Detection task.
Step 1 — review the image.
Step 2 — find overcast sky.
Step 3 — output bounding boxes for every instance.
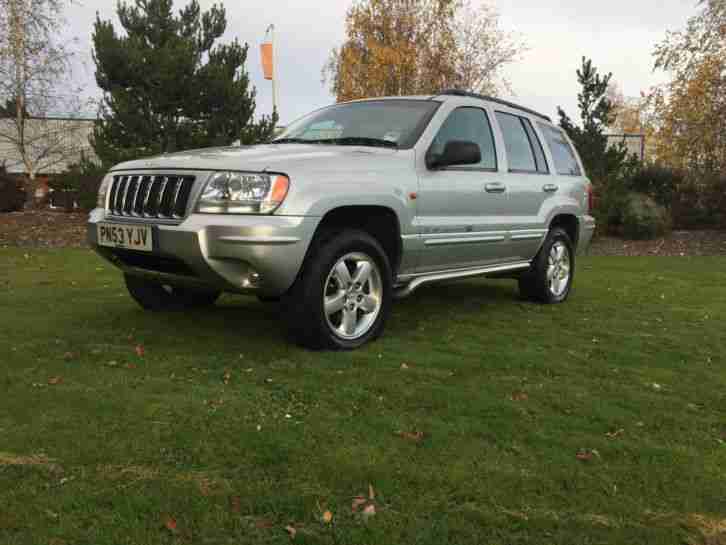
[64,0,698,125]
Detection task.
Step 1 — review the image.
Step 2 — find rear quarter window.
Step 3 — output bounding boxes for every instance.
[538,124,582,176]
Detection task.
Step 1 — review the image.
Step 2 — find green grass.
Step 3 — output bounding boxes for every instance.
[1,248,725,545]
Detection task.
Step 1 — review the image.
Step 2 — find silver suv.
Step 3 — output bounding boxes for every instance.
[88,90,595,349]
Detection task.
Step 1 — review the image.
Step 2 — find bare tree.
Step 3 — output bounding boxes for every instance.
[0,0,87,207]
[451,0,526,95]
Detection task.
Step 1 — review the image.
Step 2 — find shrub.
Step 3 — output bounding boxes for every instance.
[622,192,672,240]
[626,165,683,208]
[48,155,106,211]
[0,166,26,212]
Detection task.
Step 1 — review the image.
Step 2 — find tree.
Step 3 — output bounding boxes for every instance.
[651,0,726,173]
[323,0,524,102]
[557,57,633,185]
[92,0,277,166]
[0,0,87,207]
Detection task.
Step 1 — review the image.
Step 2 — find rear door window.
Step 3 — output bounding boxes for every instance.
[495,112,540,173]
[538,123,583,176]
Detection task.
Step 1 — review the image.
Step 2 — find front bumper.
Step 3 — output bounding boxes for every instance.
[88,209,319,296]
[578,214,596,254]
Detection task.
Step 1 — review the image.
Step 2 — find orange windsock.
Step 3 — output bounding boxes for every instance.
[261,43,273,80]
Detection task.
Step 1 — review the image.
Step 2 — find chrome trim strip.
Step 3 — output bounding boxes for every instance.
[156,176,169,214]
[425,235,505,246]
[172,178,185,217]
[510,231,546,241]
[120,176,132,214]
[394,261,531,298]
[217,235,301,245]
[142,175,155,215]
[129,176,142,215]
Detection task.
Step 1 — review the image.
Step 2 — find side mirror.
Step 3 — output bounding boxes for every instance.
[427,140,481,169]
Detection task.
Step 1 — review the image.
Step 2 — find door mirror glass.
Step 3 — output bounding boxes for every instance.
[428,140,482,169]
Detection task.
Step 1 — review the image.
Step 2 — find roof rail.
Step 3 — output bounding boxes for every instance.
[437,89,552,122]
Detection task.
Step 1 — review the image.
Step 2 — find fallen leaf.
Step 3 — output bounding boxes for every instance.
[368,483,375,500]
[510,391,529,402]
[223,369,231,385]
[400,363,409,370]
[163,516,178,533]
[285,525,297,539]
[351,496,367,513]
[396,430,425,442]
[322,510,333,524]
[576,450,594,461]
[47,376,63,385]
[254,518,274,529]
[135,345,145,357]
[62,352,75,361]
[229,496,241,513]
[605,428,625,439]
[362,504,376,519]
[126,363,137,370]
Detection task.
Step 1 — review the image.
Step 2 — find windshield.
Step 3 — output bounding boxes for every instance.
[273,100,440,149]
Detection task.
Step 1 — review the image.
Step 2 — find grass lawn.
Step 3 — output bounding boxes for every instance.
[1,248,725,544]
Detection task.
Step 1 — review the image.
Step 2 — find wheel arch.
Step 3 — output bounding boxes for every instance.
[307,205,403,275]
[548,213,580,249]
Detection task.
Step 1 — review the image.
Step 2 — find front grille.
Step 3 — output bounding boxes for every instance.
[107,174,195,219]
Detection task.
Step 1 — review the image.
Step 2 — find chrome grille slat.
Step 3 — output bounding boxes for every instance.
[106,173,196,221]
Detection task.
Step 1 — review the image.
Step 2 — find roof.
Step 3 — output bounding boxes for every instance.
[435,89,552,122]
[341,91,552,123]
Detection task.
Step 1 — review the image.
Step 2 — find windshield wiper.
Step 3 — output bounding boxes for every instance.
[315,137,398,149]
[270,137,398,149]
[270,138,310,144]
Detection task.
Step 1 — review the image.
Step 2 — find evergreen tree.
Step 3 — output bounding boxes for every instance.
[92,0,277,166]
[557,57,633,185]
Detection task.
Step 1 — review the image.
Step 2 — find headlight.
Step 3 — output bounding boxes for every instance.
[97,174,113,209]
[197,172,290,214]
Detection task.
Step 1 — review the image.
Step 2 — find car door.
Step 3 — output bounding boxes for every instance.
[415,106,511,273]
[493,111,554,261]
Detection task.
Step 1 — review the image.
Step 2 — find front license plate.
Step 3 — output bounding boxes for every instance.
[97,223,153,252]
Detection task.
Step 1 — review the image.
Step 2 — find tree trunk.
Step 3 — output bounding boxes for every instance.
[24,171,39,209]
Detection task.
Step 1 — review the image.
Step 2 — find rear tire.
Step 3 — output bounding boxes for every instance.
[283,229,392,350]
[124,274,221,311]
[518,227,574,304]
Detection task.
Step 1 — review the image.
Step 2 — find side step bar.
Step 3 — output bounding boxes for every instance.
[394,261,531,299]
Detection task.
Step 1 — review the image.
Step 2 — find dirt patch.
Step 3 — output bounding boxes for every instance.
[589,230,726,257]
[2,211,725,256]
[0,210,88,249]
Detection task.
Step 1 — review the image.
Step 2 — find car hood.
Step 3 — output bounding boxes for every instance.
[110,143,403,174]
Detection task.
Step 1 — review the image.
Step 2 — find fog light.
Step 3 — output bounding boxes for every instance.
[242,271,261,288]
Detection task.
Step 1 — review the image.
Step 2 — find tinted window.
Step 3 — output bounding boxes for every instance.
[495,112,537,172]
[429,107,497,170]
[538,123,583,176]
[522,118,549,173]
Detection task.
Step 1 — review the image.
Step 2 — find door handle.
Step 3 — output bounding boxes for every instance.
[543,184,559,193]
[484,183,506,194]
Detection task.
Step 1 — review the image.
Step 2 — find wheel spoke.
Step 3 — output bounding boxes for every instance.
[352,261,372,285]
[325,292,346,315]
[340,307,357,335]
[359,294,378,313]
[547,265,556,281]
[335,261,352,285]
[556,244,565,262]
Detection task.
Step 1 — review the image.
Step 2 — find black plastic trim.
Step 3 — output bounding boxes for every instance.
[437,89,552,122]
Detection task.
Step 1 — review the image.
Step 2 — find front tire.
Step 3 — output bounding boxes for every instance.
[283,229,392,350]
[519,227,574,303]
[124,274,221,311]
